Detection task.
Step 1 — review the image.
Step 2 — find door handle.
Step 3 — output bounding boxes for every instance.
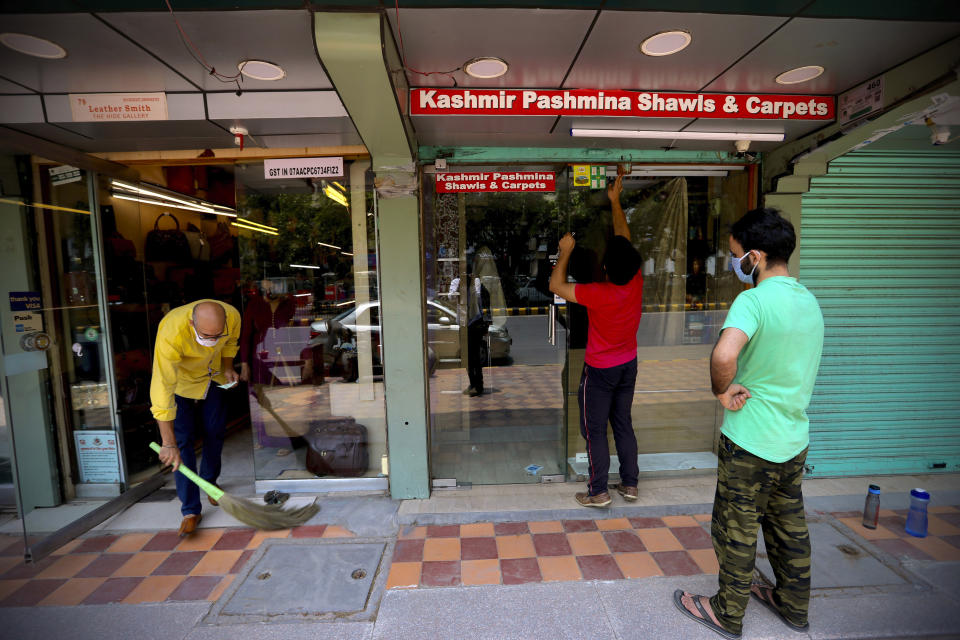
[548,303,556,346]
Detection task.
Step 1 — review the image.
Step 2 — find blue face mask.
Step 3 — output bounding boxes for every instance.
[732,251,758,284]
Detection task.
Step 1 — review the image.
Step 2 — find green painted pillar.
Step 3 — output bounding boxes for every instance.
[314,12,429,498]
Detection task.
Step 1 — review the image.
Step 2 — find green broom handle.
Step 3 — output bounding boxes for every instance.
[149,442,225,501]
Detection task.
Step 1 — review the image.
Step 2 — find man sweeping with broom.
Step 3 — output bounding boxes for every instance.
[151,300,241,537]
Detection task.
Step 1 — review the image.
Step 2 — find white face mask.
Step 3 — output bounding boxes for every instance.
[732,250,758,284]
[192,325,221,348]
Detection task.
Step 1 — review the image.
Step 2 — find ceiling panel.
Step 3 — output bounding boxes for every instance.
[210,116,358,137]
[565,11,786,91]
[0,14,199,93]
[386,8,594,88]
[100,10,331,92]
[704,18,960,94]
[0,76,33,93]
[258,133,365,148]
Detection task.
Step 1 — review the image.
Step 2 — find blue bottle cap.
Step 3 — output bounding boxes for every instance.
[910,488,930,500]
[868,484,881,494]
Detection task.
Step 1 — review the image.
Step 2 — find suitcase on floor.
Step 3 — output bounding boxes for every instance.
[305,417,369,477]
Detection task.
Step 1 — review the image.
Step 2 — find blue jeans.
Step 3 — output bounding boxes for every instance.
[173,386,226,516]
[577,358,640,496]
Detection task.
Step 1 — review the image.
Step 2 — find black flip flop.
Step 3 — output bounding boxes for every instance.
[672,589,741,640]
[750,583,810,632]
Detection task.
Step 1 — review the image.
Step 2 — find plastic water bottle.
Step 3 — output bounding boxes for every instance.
[904,488,930,538]
[862,484,881,529]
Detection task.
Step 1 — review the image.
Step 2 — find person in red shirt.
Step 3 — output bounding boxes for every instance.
[550,174,643,507]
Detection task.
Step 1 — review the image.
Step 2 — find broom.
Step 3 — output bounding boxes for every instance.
[149,442,319,530]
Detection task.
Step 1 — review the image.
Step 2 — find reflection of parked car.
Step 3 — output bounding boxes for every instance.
[516,278,552,306]
[310,300,511,367]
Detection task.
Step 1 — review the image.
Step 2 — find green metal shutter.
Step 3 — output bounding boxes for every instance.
[799,148,960,476]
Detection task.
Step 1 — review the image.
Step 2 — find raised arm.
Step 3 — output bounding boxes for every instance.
[549,233,578,304]
[608,174,629,241]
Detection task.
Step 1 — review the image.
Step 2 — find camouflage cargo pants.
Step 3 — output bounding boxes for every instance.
[709,434,810,634]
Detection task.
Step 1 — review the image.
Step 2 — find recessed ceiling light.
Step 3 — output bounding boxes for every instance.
[775,65,824,85]
[237,60,286,81]
[640,31,691,57]
[0,32,67,59]
[463,57,509,79]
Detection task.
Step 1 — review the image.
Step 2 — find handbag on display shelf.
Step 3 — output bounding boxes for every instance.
[71,382,110,410]
[207,221,234,262]
[144,212,192,264]
[185,223,211,261]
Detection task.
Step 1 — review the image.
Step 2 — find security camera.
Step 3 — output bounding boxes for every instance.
[734,140,751,153]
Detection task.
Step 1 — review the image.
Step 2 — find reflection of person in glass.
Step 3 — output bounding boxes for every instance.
[550,173,644,508]
[238,279,297,456]
[151,300,241,537]
[449,250,493,397]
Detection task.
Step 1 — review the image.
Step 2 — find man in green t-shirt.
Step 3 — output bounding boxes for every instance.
[674,208,824,640]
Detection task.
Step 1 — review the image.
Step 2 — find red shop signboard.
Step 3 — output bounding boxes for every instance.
[435,171,556,193]
[412,88,834,120]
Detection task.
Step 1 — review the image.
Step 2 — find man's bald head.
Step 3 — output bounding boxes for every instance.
[192,301,227,338]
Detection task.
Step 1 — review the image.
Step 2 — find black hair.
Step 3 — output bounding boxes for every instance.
[603,235,642,286]
[729,208,796,265]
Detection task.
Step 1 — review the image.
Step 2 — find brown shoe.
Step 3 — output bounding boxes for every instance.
[208,485,221,507]
[575,491,612,507]
[179,513,202,537]
[617,485,639,501]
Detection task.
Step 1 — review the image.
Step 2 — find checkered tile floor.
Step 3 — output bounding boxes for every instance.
[0,524,354,607]
[386,515,719,589]
[831,505,960,562]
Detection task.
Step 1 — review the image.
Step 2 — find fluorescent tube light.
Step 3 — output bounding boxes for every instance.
[605,165,745,175]
[324,185,348,207]
[110,179,237,217]
[233,219,277,232]
[232,221,278,236]
[317,242,342,250]
[289,264,321,270]
[341,251,354,256]
[336,299,355,307]
[570,129,784,142]
[112,192,216,214]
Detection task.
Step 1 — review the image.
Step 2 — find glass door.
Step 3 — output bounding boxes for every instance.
[424,166,568,485]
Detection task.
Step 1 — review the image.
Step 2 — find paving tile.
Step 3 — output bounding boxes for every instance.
[247,529,291,548]
[635,527,683,552]
[0,580,27,603]
[929,505,960,514]
[926,515,960,537]
[652,550,702,576]
[528,520,563,534]
[386,561,421,589]
[687,549,720,574]
[671,526,713,550]
[500,557,542,585]
[941,535,960,550]
[230,550,254,574]
[207,574,235,601]
[190,550,244,576]
[628,517,666,529]
[38,577,106,606]
[602,530,647,553]
[212,529,256,550]
[420,560,460,587]
[872,538,934,561]
[0,557,22,577]
[393,539,425,563]
[2,556,54,580]
[493,522,529,536]
[114,552,171,578]
[597,518,632,531]
[614,552,663,579]
[838,518,899,540]
[662,515,699,527]
[107,533,154,554]
[82,577,143,605]
[75,552,134,578]
[693,513,713,523]
[0,540,25,557]
[538,556,582,582]
[121,575,184,604]
[830,510,863,519]
[460,537,498,561]
[74,535,118,554]
[460,523,495,538]
[904,536,960,562]
[323,525,355,538]
[398,526,427,540]
[496,534,536,559]
[52,539,84,556]
[562,520,599,533]
[423,538,460,562]
[2,579,67,607]
[877,514,907,532]
[36,554,96,579]
[935,512,960,528]
[461,559,501,586]
[142,531,182,552]
[152,551,206,576]
[167,575,221,601]
[532,533,573,557]
[577,555,624,580]
[290,525,327,539]
[567,531,610,556]
[426,525,460,538]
